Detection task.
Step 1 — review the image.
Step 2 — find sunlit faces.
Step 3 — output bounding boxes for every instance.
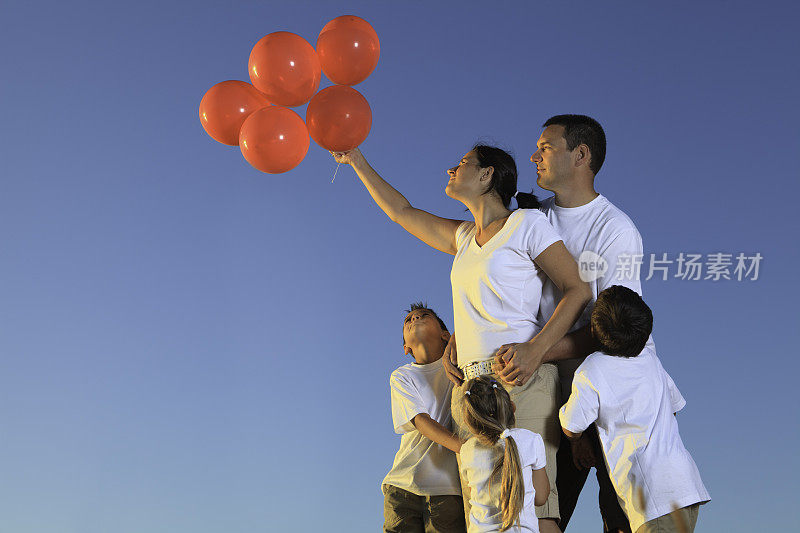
[445,151,492,201]
[530,125,573,191]
[402,309,447,348]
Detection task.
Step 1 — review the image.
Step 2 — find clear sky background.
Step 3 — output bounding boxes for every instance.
[1,1,798,532]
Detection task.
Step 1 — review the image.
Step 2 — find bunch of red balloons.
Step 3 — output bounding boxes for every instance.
[198,15,379,174]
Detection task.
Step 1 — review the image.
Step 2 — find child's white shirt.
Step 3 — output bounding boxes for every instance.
[559,346,710,531]
[382,361,461,496]
[459,428,546,533]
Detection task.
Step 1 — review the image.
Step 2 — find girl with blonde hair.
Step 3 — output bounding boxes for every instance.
[460,376,550,532]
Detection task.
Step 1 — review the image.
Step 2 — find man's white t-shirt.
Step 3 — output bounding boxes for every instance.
[559,346,710,531]
[537,194,653,396]
[451,209,563,366]
[382,361,462,496]
[459,428,546,533]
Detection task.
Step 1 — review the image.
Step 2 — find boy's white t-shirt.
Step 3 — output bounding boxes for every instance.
[382,361,462,496]
[451,209,563,366]
[537,194,653,396]
[559,346,710,531]
[459,428,546,533]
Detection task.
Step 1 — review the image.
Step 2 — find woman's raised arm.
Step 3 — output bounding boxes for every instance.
[333,148,464,255]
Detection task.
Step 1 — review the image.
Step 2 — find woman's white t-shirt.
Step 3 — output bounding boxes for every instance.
[450,209,563,366]
[459,428,547,533]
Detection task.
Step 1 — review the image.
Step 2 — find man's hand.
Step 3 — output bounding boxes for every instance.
[493,340,546,386]
[441,334,463,386]
[570,433,596,470]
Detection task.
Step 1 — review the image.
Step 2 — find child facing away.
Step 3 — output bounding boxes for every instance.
[382,302,466,533]
[459,375,550,533]
[559,285,710,533]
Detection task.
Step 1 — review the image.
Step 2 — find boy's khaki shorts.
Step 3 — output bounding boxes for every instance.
[451,363,561,523]
[382,484,466,533]
[636,503,700,533]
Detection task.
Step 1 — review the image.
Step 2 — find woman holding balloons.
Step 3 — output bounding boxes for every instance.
[332,146,591,533]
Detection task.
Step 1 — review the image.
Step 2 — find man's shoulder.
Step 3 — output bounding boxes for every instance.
[594,195,641,236]
[538,194,639,234]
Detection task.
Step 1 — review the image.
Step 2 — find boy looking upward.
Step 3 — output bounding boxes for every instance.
[382,303,465,533]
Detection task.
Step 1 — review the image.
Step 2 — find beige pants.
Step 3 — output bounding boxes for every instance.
[636,504,700,533]
[451,363,561,522]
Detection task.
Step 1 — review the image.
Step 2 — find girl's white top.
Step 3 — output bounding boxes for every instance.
[459,428,546,533]
[450,209,563,366]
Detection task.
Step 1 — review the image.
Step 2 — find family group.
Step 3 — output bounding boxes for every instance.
[332,115,710,533]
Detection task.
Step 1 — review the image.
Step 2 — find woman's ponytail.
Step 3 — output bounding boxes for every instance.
[515,191,540,209]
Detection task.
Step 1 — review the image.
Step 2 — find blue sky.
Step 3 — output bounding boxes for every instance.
[1,1,798,531]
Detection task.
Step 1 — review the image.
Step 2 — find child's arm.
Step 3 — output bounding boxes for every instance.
[532,467,550,506]
[559,371,600,441]
[412,413,464,454]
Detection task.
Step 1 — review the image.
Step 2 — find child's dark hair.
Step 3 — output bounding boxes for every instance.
[472,144,540,210]
[401,301,448,344]
[591,285,653,358]
[461,376,524,531]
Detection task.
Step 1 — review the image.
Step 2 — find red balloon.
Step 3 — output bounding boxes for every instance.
[248,32,321,107]
[306,85,372,152]
[317,15,380,86]
[199,81,270,146]
[239,106,309,173]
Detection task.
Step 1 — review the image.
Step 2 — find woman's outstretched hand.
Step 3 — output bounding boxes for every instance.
[330,147,364,166]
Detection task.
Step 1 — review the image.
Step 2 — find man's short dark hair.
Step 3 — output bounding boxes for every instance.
[402,301,449,344]
[590,286,653,358]
[542,114,606,176]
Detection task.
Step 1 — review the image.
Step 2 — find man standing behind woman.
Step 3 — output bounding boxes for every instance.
[479,115,655,532]
[332,144,591,533]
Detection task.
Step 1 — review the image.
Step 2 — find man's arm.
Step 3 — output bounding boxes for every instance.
[519,226,645,374]
[411,413,464,454]
[542,324,598,363]
[494,323,598,380]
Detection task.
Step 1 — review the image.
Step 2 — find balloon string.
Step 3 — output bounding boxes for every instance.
[331,162,341,183]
